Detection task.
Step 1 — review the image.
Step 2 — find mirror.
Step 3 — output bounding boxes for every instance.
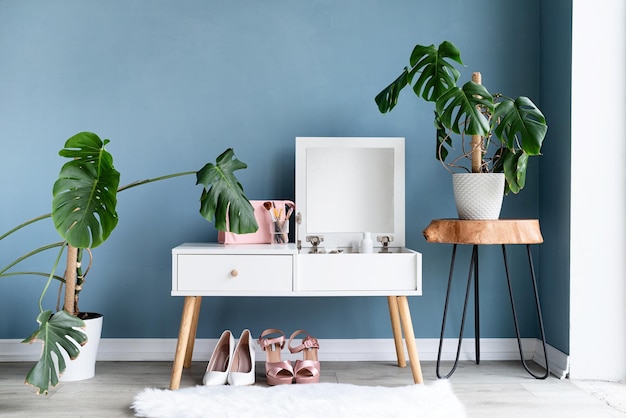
[295,137,405,248]
[306,147,394,232]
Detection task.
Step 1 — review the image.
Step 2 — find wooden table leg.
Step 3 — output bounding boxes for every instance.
[183,297,202,368]
[397,296,424,384]
[387,296,406,368]
[170,296,200,390]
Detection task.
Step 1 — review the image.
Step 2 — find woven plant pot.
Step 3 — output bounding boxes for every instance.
[452,173,505,220]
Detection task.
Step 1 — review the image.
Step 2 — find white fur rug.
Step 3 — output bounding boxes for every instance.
[132,381,466,418]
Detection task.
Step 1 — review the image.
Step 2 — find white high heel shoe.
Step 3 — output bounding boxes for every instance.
[203,330,234,385]
[228,329,256,386]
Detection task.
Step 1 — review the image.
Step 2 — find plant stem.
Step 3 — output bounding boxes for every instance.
[117,171,195,192]
[0,242,65,276]
[0,213,52,241]
[0,272,64,281]
[38,244,66,313]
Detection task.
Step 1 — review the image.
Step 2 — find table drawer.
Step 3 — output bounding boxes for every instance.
[296,249,421,293]
[175,254,293,292]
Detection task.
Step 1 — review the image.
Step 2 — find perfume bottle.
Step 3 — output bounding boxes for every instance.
[359,232,373,253]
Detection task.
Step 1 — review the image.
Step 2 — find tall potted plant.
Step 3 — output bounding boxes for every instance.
[375,41,548,219]
[0,131,258,394]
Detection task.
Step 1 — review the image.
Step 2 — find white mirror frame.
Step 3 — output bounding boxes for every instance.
[295,137,406,249]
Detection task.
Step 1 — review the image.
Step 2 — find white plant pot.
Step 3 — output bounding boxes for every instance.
[452,173,505,220]
[60,313,103,382]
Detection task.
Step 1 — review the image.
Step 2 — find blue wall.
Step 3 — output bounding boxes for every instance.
[1,1,565,344]
[539,1,572,354]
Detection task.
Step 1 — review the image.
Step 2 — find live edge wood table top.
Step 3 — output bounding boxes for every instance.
[422,219,543,245]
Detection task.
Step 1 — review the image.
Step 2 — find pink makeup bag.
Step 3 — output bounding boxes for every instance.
[217,200,295,244]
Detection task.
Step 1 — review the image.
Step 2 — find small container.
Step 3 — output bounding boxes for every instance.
[270,220,289,244]
[359,232,373,253]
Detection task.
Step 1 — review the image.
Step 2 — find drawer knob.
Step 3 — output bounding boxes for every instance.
[230,269,239,277]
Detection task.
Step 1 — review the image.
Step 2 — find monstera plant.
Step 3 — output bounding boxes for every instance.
[0,131,257,394]
[375,40,548,195]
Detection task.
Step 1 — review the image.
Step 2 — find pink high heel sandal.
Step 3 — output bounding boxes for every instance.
[288,330,320,384]
[258,329,294,385]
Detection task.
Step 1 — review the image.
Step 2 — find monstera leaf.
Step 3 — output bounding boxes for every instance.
[52,132,121,249]
[435,111,452,162]
[492,96,547,156]
[23,310,87,395]
[436,80,494,137]
[375,41,462,113]
[375,70,410,114]
[197,148,258,234]
[409,41,463,102]
[493,148,529,195]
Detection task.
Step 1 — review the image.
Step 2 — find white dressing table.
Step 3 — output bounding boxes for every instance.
[169,137,424,389]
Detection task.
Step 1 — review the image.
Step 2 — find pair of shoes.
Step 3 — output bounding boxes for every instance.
[258,329,320,385]
[203,329,255,386]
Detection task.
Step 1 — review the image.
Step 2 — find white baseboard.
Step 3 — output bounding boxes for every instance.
[0,337,569,378]
[532,340,570,379]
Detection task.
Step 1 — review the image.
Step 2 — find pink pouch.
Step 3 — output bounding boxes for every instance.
[217,200,295,244]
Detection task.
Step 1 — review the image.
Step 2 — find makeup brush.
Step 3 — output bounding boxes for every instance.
[263,201,276,221]
[285,204,294,220]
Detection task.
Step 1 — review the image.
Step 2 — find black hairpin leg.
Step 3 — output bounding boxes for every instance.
[474,246,480,365]
[437,244,480,378]
[502,244,550,379]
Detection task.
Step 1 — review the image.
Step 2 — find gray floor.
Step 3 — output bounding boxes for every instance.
[0,360,624,417]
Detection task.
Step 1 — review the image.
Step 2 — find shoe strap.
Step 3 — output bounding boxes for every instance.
[288,330,319,353]
[258,328,286,351]
[265,360,294,376]
[294,359,320,377]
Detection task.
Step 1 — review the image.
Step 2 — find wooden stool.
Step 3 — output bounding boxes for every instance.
[423,219,550,379]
